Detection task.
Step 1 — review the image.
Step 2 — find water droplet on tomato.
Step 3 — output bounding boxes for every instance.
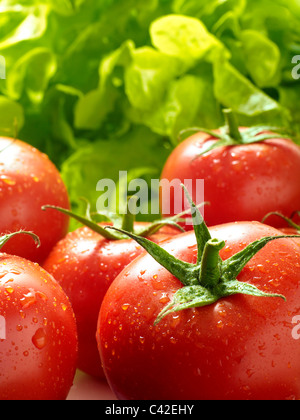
[159,293,170,304]
[20,289,48,309]
[1,176,16,186]
[32,328,47,350]
[10,269,21,275]
[61,303,68,311]
[19,310,26,319]
[20,291,37,309]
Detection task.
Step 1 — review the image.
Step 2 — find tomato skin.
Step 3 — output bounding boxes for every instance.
[43,222,179,378]
[160,133,300,229]
[278,228,300,248]
[0,137,70,263]
[0,254,78,400]
[97,222,300,400]
[279,227,299,235]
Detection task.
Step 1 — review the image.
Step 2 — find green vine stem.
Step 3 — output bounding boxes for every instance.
[223,109,243,143]
[42,196,206,241]
[0,231,40,250]
[262,211,300,232]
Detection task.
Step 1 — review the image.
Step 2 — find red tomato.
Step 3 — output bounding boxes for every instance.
[160,122,300,229]
[0,137,70,263]
[280,227,300,236]
[277,228,300,251]
[43,222,180,378]
[0,236,78,400]
[97,222,300,400]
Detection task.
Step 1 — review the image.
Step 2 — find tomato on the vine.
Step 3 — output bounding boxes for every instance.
[97,191,300,400]
[43,205,182,378]
[0,137,70,263]
[0,232,78,400]
[160,110,300,229]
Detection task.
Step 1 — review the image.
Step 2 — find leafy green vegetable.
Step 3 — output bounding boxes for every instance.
[61,124,171,229]
[6,47,57,103]
[0,95,24,136]
[0,0,299,226]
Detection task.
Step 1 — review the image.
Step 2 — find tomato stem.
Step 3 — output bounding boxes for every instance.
[199,239,225,288]
[262,211,300,232]
[0,231,40,250]
[223,109,243,143]
[121,196,137,233]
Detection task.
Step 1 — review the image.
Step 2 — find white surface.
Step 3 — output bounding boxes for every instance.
[67,370,117,401]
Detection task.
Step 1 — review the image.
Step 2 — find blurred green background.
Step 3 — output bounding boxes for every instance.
[0,0,300,224]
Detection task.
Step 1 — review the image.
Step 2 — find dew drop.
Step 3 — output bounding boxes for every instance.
[20,289,48,309]
[61,303,68,312]
[20,290,37,309]
[1,176,16,186]
[32,328,47,350]
[19,310,26,319]
[159,293,170,305]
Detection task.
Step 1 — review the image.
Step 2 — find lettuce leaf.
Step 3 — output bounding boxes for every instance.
[0,0,299,224]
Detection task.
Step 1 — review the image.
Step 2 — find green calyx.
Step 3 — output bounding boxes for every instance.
[179,108,291,156]
[42,197,193,241]
[106,186,297,325]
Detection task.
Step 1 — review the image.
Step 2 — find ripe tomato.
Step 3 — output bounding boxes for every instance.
[97,220,300,400]
[0,137,70,263]
[43,217,180,378]
[160,112,300,229]
[0,233,78,400]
